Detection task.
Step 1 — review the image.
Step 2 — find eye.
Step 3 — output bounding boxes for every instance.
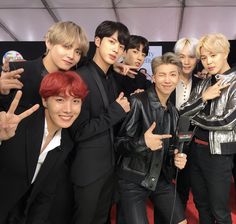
[63,44,72,49]
[75,49,82,55]
[119,45,125,51]
[109,39,115,44]
[200,56,206,60]
[211,54,216,58]
[142,53,146,58]
[73,98,82,104]
[55,97,64,103]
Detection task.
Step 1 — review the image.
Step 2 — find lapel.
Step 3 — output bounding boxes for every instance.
[88,62,115,163]
[25,109,45,184]
[26,131,72,211]
[88,62,109,108]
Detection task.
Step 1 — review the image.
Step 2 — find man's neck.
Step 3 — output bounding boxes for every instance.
[155,88,169,109]
[93,54,110,74]
[180,73,192,85]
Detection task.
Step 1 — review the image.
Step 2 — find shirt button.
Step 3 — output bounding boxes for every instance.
[151,177,155,181]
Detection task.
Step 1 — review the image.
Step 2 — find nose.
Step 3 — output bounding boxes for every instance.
[112,43,119,53]
[137,52,143,61]
[183,57,189,65]
[67,49,74,59]
[206,57,212,64]
[63,101,72,113]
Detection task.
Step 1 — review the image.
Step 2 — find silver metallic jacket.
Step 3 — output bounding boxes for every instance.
[180,68,236,155]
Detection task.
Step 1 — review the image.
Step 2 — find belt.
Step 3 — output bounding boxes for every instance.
[194,138,209,146]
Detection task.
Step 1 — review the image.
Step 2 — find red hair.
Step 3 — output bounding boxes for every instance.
[39,71,88,100]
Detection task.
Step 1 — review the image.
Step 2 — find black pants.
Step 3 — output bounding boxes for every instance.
[118,176,185,224]
[72,170,114,224]
[190,142,233,224]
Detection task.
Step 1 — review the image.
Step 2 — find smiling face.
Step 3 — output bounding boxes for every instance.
[123,44,146,68]
[93,31,125,72]
[43,94,82,131]
[44,41,82,72]
[200,47,229,75]
[152,64,180,99]
[178,45,197,76]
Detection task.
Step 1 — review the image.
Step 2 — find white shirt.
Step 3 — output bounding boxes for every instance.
[31,119,62,183]
[175,78,192,110]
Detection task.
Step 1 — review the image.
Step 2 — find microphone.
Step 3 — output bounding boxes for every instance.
[176,116,193,153]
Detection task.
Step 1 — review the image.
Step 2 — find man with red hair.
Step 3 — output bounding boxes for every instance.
[0,71,87,224]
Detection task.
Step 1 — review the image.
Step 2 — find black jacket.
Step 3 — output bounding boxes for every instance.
[0,108,73,224]
[70,61,127,186]
[0,57,47,112]
[115,86,179,191]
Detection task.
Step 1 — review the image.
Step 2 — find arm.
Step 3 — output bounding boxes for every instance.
[0,91,39,141]
[0,60,24,95]
[179,79,209,117]
[115,96,171,153]
[192,85,236,131]
[70,92,129,142]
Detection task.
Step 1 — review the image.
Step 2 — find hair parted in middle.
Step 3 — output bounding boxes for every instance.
[94,20,130,48]
[151,52,183,75]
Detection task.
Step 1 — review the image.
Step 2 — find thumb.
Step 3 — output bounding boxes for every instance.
[147,122,156,133]
[117,92,124,100]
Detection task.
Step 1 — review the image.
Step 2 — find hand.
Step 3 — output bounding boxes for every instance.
[174,149,187,170]
[194,69,210,79]
[0,60,24,95]
[130,88,145,96]
[144,122,172,151]
[113,62,138,78]
[202,79,230,102]
[0,91,39,140]
[116,92,130,112]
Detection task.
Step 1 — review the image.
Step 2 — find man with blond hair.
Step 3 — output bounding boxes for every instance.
[180,33,236,223]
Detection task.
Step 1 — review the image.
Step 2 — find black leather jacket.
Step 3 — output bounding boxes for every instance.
[116,86,179,191]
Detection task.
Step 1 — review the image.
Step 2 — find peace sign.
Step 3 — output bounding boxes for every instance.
[0,91,39,141]
[202,78,230,102]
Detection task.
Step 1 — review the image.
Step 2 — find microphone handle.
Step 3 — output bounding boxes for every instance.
[178,142,185,153]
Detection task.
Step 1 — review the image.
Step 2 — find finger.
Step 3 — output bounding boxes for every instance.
[220,83,230,90]
[2,58,10,72]
[147,122,156,133]
[127,73,135,79]
[18,104,40,121]
[160,134,172,139]
[7,91,23,114]
[117,92,124,100]
[215,79,224,86]
[2,80,23,89]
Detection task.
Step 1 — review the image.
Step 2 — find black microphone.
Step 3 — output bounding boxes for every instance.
[176,116,193,153]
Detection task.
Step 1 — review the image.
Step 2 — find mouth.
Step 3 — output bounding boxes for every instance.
[135,62,141,67]
[63,60,73,66]
[109,54,117,61]
[208,67,215,71]
[59,115,73,121]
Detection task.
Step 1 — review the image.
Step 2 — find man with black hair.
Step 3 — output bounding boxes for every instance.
[114,35,152,96]
[70,21,131,224]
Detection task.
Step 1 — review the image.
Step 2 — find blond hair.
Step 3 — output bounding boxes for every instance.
[151,52,182,75]
[45,21,89,57]
[196,33,230,59]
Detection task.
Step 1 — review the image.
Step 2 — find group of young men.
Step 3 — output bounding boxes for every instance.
[0,19,236,224]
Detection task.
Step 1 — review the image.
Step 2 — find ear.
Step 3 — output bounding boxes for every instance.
[152,74,156,83]
[45,38,53,51]
[94,36,101,48]
[42,98,48,108]
[223,52,228,60]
